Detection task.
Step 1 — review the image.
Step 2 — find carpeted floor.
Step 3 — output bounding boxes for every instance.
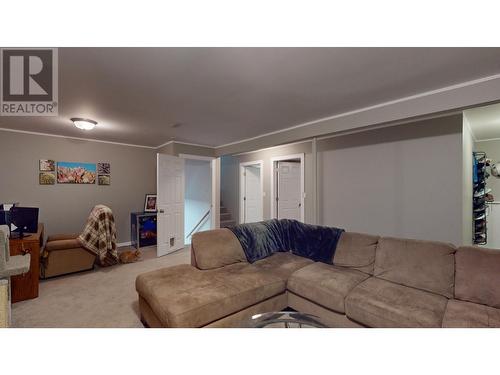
[11,246,190,328]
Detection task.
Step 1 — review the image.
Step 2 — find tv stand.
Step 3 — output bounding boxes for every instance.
[9,231,25,240]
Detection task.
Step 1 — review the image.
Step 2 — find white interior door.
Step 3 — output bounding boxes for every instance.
[243,165,262,223]
[157,153,185,257]
[277,161,301,220]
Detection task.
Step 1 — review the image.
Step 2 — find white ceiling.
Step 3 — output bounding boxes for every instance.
[2,48,500,148]
[465,102,500,141]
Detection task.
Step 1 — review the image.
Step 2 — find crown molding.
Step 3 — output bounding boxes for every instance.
[231,139,312,156]
[0,127,156,149]
[0,127,217,150]
[155,140,215,150]
[474,137,500,143]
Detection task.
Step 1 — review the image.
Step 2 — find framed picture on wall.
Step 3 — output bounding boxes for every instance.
[39,172,56,185]
[57,162,96,184]
[98,175,111,185]
[98,162,110,174]
[144,194,157,212]
[39,159,55,171]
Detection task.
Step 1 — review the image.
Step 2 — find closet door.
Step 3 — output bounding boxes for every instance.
[277,161,301,221]
[243,165,263,223]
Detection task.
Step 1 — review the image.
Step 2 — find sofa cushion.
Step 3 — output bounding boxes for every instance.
[135,263,285,327]
[374,237,455,298]
[252,252,313,281]
[191,228,247,270]
[288,262,370,314]
[442,299,500,328]
[345,277,448,327]
[455,246,500,308]
[333,232,379,274]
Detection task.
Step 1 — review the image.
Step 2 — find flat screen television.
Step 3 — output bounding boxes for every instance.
[9,207,39,238]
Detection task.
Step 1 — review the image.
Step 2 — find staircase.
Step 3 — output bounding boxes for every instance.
[220,203,236,228]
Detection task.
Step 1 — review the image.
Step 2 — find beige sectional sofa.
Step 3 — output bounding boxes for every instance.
[135,228,500,328]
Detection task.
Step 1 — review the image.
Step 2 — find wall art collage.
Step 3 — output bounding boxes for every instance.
[39,160,111,186]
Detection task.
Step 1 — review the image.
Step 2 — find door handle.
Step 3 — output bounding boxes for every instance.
[159,209,165,213]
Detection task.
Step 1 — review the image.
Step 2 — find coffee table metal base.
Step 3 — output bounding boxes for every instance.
[244,311,328,328]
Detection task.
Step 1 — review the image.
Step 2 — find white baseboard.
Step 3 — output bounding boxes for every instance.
[117,241,132,248]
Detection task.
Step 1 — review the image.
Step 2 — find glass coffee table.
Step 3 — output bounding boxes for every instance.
[244,311,328,328]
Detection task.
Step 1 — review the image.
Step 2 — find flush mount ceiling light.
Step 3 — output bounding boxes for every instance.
[71,118,98,131]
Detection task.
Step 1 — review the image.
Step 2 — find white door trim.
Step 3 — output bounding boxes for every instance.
[239,160,264,224]
[178,153,218,229]
[270,153,305,222]
[213,158,221,228]
[211,159,218,229]
[178,153,215,161]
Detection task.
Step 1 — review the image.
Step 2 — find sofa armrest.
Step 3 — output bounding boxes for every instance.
[191,228,247,270]
[47,233,80,242]
[44,239,82,252]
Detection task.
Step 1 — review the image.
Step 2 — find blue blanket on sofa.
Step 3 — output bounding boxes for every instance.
[228,219,344,264]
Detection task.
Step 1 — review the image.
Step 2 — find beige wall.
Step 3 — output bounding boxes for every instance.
[220,114,465,245]
[318,115,463,244]
[156,142,174,155]
[0,130,156,243]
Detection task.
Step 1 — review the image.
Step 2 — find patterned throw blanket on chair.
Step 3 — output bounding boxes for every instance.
[78,205,118,266]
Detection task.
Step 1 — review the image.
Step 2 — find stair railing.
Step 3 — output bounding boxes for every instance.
[185,209,211,239]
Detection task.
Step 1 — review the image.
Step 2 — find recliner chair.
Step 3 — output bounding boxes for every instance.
[41,233,96,278]
[41,205,117,278]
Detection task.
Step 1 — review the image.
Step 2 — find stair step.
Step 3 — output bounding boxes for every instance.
[220,220,236,228]
[220,212,231,220]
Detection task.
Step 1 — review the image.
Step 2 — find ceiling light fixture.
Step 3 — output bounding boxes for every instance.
[71,118,98,130]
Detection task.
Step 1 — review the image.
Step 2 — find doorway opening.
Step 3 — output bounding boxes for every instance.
[156,153,217,257]
[182,155,215,245]
[239,160,264,224]
[271,153,305,222]
[463,103,500,248]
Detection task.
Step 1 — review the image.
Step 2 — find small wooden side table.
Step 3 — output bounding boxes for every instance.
[9,223,44,303]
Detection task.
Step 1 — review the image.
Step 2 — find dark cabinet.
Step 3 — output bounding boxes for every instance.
[131,212,157,249]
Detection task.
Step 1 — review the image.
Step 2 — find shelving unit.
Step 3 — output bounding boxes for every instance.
[473,151,489,245]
